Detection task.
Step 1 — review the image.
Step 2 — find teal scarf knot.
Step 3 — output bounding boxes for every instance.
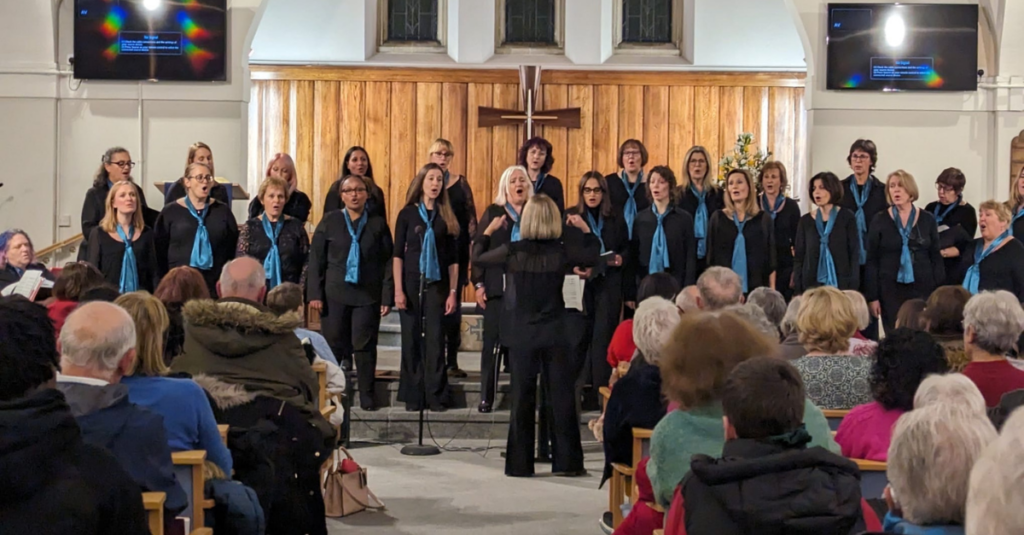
[692,185,709,259]
[115,225,138,293]
[850,178,872,265]
[963,231,1009,295]
[261,214,283,289]
[731,212,749,293]
[649,205,670,274]
[418,203,441,283]
[184,196,213,270]
[893,206,916,284]
[343,209,367,284]
[815,207,839,287]
[622,171,643,239]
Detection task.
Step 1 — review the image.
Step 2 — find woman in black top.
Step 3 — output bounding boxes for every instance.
[839,139,888,272]
[86,181,158,293]
[472,165,532,413]
[236,176,309,289]
[323,146,387,220]
[154,162,239,296]
[428,138,478,378]
[925,168,978,286]
[793,172,860,294]
[759,162,801,300]
[958,200,1024,302]
[79,147,158,260]
[308,175,394,410]
[519,137,565,214]
[163,142,231,206]
[707,169,776,294]
[605,139,650,245]
[570,171,629,409]
[474,194,599,478]
[865,170,945,334]
[247,153,312,223]
[1010,167,1024,237]
[676,145,725,278]
[633,166,697,290]
[393,163,460,412]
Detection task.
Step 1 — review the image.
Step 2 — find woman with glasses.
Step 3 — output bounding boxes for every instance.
[518,137,565,214]
[80,146,159,260]
[308,175,394,411]
[605,139,650,308]
[924,168,977,286]
[428,138,477,379]
[236,176,309,289]
[323,146,387,220]
[163,142,231,206]
[154,162,239,296]
[676,146,724,279]
[248,153,312,223]
[86,180,159,293]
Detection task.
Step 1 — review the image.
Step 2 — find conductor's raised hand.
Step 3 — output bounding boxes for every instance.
[484,215,507,236]
[566,214,591,233]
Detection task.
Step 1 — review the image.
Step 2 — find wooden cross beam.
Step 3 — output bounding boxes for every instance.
[477,65,582,143]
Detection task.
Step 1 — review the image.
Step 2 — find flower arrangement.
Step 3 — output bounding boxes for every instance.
[716,132,773,191]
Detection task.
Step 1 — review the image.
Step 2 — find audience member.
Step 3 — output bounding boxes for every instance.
[885,404,996,532]
[746,286,786,334]
[0,229,55,296]
[695,267,743,310]
[78,284,120,303]
[960,290,1024,407]
[55,301,187,518]
[923,285,971,371]
[721,303,777,340]
[674,285,700,314]
[792,286,873,409]
[47,261,106,333]
[913,373,987,417]
[966,409,1024,535]
[665,357,875,535]
[154,266,210,364]
[116,291,233,475]
[896,298,927,330]
[843,289,877,356]
[648,310,839,508]
[611,457,663,535]
[267,282,339,366]
[0,296,148,534]
[778,296,806,360]
[606,273,680,382]
[835,328,948,461]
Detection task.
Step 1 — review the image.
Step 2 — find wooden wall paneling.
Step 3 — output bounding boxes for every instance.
[742,87,769,154]
[339,81,366,156]
[491,83,521,194]
[617,85,645,147]
[263,81,292,164]
[768,87,796,184]
[247,84,262,188]
[415,82,443,168]
[389,82,417,225]
[693,86,721,179]
[292,81,316,221]
[312,81,341,225]
[542,84,569,197]
[593,85,620,174]
[643,86,670,167]
[441,83,468,180]
[792,88,807,197]
[718,87,744,163]
[667,86,694,172]
[566,84,594,209]
[363,81,392,203]
[466,84,494,213]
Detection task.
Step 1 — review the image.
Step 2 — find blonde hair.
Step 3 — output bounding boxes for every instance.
[979,200,1012,224]
[886,170,920,204]
[265,153,297,193]
[1008,169,1024,212]
[257,176,291,204]
[494,165,533,206]
[679,146,715,191]
[115,291,170,377]
[99,181,145,233]
[428,138,455,158]
[843,290,871,331]
[520,195,562,240]
[723,169,761,218]
[186,141,214,176]
[797,286,859,353]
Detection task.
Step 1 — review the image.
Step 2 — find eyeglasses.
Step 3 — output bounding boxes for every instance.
[622,150,642,157]
[936,184,956,193]
[341,187,367,195]
[583,187,604,194]
[111,161,136,169]
[432,151,453,158]
[850,154,871,161]
[188,174,214,183]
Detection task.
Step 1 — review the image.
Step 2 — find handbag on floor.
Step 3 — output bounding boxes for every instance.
[321,447,385,517]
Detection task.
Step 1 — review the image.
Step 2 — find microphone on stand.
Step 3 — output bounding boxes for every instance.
[401,223,441,456]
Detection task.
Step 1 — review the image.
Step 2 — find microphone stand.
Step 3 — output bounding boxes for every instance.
[401,269,441,456]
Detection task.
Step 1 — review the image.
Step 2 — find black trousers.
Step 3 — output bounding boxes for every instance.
[397,282,449,409]
[583,275,620,394]
[321,299,381,407]
[443,307,462,369]
[505,342,584,477]
[778,260,795,302]
[479,296,506,406]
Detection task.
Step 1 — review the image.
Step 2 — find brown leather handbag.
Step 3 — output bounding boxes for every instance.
[322,447,385,517]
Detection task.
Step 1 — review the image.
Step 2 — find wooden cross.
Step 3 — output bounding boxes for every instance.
[477,65,582,142]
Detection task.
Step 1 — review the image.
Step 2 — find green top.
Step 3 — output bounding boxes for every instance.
[647,399,841,507]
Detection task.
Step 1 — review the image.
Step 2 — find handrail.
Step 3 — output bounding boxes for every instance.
[36,233,84,258]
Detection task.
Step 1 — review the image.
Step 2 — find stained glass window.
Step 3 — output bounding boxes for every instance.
[621,0,672,44]
[504,0,556,45]
[386,0,439,42]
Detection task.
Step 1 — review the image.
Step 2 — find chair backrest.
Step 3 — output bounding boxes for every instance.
[171,450,210,532]
[854,458,889,500]
[631,428,654,474]
[312,361,328,410]
[823,409,850,431]
[143,492,166,535]
[217,425,228,446]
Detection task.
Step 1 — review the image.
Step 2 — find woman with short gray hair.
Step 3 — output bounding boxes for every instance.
[885,404,996,531]
[967,408,1024,535]
[961,290,1024,407]
[746,287,786,331]
[778,296,806,360]
[913,373,987,417]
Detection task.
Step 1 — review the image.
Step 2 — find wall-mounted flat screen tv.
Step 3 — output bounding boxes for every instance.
[826,3,978,91]
[74,0,227,81]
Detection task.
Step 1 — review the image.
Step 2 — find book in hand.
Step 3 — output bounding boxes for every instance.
[0,269,45,301]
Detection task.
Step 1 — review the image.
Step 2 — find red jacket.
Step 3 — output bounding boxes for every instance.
[47,299,78,337]
[612,458,664,535]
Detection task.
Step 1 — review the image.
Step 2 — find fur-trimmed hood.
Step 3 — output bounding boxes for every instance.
[192,374,257,411]
[182,298,301,359]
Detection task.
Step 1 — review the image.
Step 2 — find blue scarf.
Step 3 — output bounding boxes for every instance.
[443,170,450,187]
[115,225,138,293]
[932,196,961,225]
[417,203,441,283]
[534,172,547,194]
[343,208,367,284]
[649,205,670,274]
[586,209,606,254]
[850,177,872,265]
[963,231,1009,295]
[893,206,916,284]
[762,194,785,221]
[731,212,749,293]
[815,207,839,287]
[1011,207,1024,237]
[184,196,213,270]
[506,203,522,242]
[691,185,709,259]
[621,170,643,239]
[261,214,284,289]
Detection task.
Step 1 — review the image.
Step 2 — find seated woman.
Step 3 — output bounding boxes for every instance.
[778,296,806,360]
[648,310,840,508]
[0,229,55,295]
[884,404,996,532]
[47,262,106,334]
[961,290,1024,407]
[843,290,877,356]
[914,373,988,417]
[606,272,680,384]
[154,266,210,365]
[896,298,927,330]
[792,286,874,409]
[836,328,948,461]
[745,286,786,336]
[924,286,971,371]
[115,291,233,476]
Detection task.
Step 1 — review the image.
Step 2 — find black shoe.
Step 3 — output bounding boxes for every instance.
[405,403,423,412]
[599,511,614,534]
[447,367,468,378]
[556,469,588,477]
[535,452,552,464]
[478,400,492,413]
[429,403,447,413]
[360,402,379,412]
[340,359,353,372]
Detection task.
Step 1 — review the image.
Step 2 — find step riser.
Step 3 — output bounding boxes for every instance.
[353,380,514,410]
[350,417,593,442]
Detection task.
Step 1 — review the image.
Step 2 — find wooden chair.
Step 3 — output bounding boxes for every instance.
[217,424,228,446]
[143,492,165,535]
[823,409,850,431]
[171,450,214,534]
[312,361,329,410]
[653,530,664,535]
[609,427,655,528]
[854,458,888,500]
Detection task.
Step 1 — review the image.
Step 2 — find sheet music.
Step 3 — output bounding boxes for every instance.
[563,275,584,311]
[0,269,43,300]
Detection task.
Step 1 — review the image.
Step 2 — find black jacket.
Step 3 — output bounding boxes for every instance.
[682,437,865,535]
[0,389,149,535]
[601,358,666,484]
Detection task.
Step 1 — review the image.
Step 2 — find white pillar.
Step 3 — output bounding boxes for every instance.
[447,0,495,64]
[564,0,614,65]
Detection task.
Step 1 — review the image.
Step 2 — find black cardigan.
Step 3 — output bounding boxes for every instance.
[322,179,388,221]
[472,204,517,299]
[86,227,159,293]
[307,210,394,308]
[533,174,565,214]
[632,206,697,289]
[864,209,944,302]
[706,210,777,291]
[79,180,159,259]
[153,200,239,294]
[792,207,861,294]
[957,238,1024,303]
[235,217,309,287]
[924,200,978,285]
